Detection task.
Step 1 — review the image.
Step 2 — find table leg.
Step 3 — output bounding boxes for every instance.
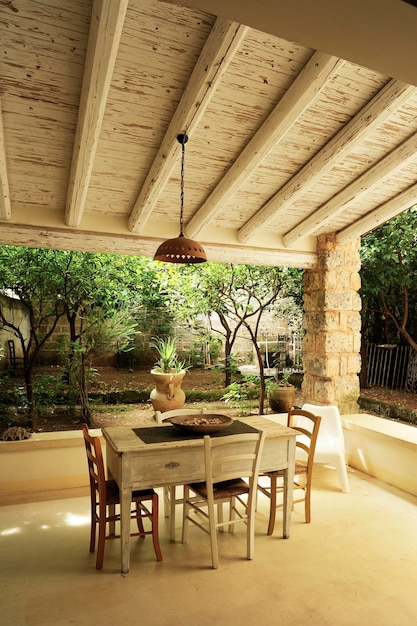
[120,485,131,573]
[283,437,296,538]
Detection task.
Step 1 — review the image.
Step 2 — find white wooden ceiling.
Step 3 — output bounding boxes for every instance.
[1,0,417,268]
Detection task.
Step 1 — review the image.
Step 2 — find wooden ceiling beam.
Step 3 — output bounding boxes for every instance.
[128,18,247,234]
[0,97,11,220]
[0,222,317,268]
[238,79,417,244]
[336,181,417,244]
[65,0,128,228]
[186,51,342,238]
[283,129,417,247]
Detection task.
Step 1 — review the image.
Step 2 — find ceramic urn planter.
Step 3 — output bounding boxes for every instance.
[150,369,186,412]
[268,384,296,414]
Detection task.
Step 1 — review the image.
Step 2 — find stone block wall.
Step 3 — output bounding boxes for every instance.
[302,234,361,413]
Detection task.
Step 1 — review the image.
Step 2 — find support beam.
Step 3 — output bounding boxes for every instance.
[238,80,417,244]
[0,97,11,220]
[128,18,248,234]
[336,181,417,244]
[167,0,417,87]
[283,129,417,247]
[0,221,317,268]
[187,51,342,238]
[65,0,128,227]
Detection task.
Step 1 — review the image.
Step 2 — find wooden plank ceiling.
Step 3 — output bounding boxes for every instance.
[1,0,417,268]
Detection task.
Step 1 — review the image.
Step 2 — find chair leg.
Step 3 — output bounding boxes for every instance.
[108,504,116,536]
[217,502,225,532]
[267,473,278,536]
[89,503,96,553]
[136,502,145,535]
[208,499,219,569]
[228,498,235,534]
[169,486,177,541]
[305,482,311,523]
[247,493,255,560]
[163,486,170,518]
[96,502,107,570]
[151,493,163,561]
[336,457,350,493]
[182,486,190,544]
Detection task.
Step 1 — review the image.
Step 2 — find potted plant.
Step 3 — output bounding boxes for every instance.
[149,337,189,412]
[266,371,296,414]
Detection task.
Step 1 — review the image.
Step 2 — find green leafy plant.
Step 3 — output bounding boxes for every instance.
[267,370,292,391]
[33,373,66,408]
[151,336,189,373]
[221,375,260,416]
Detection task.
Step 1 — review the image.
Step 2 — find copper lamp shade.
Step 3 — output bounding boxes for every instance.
[154,133,207,264]
[154,233,207,263]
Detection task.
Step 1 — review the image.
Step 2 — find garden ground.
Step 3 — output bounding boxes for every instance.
[27,364,417,432]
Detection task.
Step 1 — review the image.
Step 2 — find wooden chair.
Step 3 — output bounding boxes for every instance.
[81,423,162,569]
[182,430,265,569]
[155,407,206,541]
[258,408,322,534]
[7,339,24,376]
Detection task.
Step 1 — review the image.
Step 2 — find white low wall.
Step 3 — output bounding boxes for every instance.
[1,415,417,504]
[342,414,417,497]
[0,429,103,505]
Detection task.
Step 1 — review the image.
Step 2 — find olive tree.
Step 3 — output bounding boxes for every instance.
[160,262,303,414]
[0,247,146,428]
[0,247,68,428]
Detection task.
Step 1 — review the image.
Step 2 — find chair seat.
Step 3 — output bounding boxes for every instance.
[105,479,156,505]
[264,461,308,478]
[188,478,250,500]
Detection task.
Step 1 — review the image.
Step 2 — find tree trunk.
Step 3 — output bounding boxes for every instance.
[79,353,91,425]
[24,365,36,431]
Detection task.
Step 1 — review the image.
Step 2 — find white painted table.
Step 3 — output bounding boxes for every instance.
[102,416,296,572]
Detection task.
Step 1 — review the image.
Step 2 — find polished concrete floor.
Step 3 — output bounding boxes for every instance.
[1,465,417,626]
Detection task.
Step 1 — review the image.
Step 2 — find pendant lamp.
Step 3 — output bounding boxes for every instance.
[154,134,207,263]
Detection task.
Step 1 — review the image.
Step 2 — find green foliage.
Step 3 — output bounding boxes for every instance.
[0,246,159,427]
[32,373,65,407]
[360,206,417,348]
[81,310,138,359]
[186,332,223,368]
[221,374,260,416]
[0,382,27,406]
[157,261,303,408]
[266,370,292,392]
[150,336,189,373]
[0,412,19,434]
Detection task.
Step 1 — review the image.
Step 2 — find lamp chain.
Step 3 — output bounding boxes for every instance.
[179,134,187,236]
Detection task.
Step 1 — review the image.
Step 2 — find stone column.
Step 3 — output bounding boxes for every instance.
[302,234,361,414]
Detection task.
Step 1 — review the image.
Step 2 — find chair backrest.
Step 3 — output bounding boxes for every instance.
[8,339,16,361]
[7,339,23,370]
[82,423,106,503]
[287,408,322,470]
[155,407,206,423]
[203,431,266,498]
[301,403,345,455]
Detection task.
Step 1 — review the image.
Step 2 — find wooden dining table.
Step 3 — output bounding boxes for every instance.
[102,415,296,573]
